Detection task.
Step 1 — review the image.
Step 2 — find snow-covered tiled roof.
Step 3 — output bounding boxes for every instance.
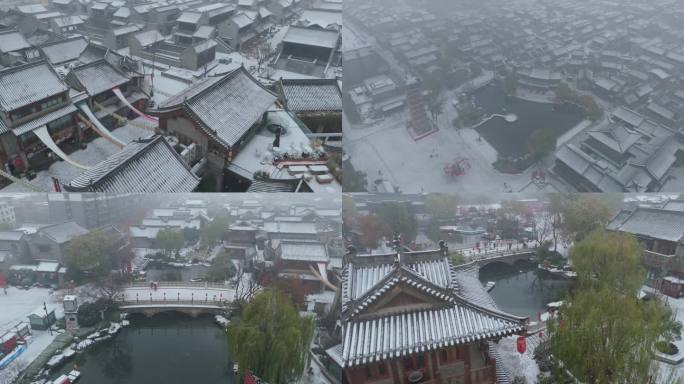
[39,37,88,65]
[134,29,165,47]
[112,24,142,36]
[262,221,317,235]
[278,78,342,112]
[177,11,201,24]
[113,7,130,18]
[156,67,277,148]
[0,30,31,53]
[66,135,200,193]
[65,59,129,96]
[52,15,84,27]
[0,61,68,112]
[39,221,89,244]
[341,249,527,367]
[11,103,78,136]
[16,4,48,14]
[231,12,254,29]
[282,26,339,49]
[607,206,684,242]
[278,241,328,262]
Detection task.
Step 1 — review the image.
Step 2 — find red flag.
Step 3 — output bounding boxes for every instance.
[0,272,6,288]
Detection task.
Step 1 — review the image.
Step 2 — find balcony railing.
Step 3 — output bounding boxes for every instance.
[643,249,677,259]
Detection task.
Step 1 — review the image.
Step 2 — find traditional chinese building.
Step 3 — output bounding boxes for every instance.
[341,242,527,384]
[607,199,684,288]
[151,66,278,191]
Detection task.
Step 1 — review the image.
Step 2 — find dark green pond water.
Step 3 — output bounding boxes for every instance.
[473,83,584,158]
[55,313,234,384]
[479,262,570,320]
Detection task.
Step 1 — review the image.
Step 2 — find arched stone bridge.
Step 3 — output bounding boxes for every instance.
[117,282,235,317]
[471,249,536,268]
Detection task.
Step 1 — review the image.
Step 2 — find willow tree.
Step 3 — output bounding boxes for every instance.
[227,288,314,384]
[548,229,681,383]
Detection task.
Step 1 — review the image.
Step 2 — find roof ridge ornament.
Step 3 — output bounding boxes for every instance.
[393,233,402,265]
[439,240,448,258]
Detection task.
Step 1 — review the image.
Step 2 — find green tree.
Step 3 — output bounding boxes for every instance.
[425,218,442,243]
[205,251,237,282]
[426,87,444,122]
[156,228,184,256]
[570,229,643,292]
[358,215,387,250]
[342,165,368,192]
[549,230,680,383]
[561,195,614,242]
[457,103,481,126]
[501,199,529,218]
[64,231,114,279]
[228,288,314,384]
[578,94,603,121]
[201,214,230,245]
[503,71,518,95]
[182,227,200,244]
[528,129,557,161]
[448,250,465,266]
[342,195,358,219]
[555,82,574,102]
[376,202,418,242]
[424,193,458,219]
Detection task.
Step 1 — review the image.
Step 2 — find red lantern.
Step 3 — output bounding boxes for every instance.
[516,336,526,354]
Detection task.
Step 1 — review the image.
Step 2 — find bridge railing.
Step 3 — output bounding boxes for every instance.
[119,299,230,307]
[466,248,536,261]
[127,281,231,289]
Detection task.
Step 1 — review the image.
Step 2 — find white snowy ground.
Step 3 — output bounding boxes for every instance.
[656,296,684,382]
[0,287,64,382]
[344,87,590,195]
[497,335,541,383]
[1,121,151,192]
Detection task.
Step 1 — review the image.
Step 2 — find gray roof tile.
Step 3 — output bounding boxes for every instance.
[66,135,200,193]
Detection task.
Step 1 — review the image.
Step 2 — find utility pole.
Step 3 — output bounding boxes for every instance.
[43,302,52,336]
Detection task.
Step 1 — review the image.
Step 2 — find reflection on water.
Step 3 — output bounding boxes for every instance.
[145,264,208,282]
[479,262,570,319]
[56,313,233,384]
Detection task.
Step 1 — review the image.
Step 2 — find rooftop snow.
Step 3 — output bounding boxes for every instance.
[0,30,31,53]
[39,221,89,244]
[282,26,339,49]
[278,241,328,262]
[39,37,88,65]
[279,78,342,112]
[66,59,129,96]
[157,67,277,148]
[66,135,200,193]
[0,62,68,112]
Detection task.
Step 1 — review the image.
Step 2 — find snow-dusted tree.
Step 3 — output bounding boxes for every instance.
[228,288,314,384]
[548,230,681,383]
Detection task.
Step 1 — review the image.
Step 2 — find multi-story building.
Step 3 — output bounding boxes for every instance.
[607,199,684,289]
[341,242,527,384]
[47,193,150,230]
